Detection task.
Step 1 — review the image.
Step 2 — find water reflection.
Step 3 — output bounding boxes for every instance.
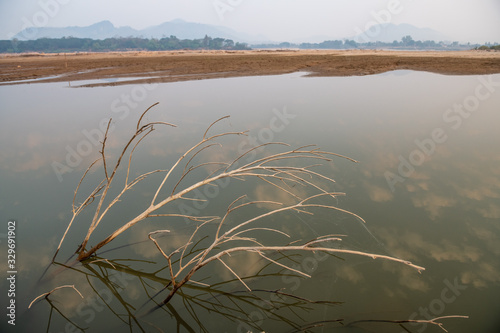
[26,253,346,332]
[1,71,500,332]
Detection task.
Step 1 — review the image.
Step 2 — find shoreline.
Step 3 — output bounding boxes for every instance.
[1,49,500,87]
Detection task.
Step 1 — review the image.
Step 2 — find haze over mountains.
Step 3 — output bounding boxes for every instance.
[13,19,264,42]
[352,23,448,43]
[13,19,452,44]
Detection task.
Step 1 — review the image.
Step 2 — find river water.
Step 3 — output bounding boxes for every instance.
[0,70,499,332]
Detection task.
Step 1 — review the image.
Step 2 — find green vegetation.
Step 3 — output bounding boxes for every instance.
[255,35,480,51]
[2,35,495,54]
[475,44,500,51]
[0,35,250,53]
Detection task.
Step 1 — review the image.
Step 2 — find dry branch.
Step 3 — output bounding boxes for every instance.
[53,103,426,308]
[29,285,83,309]
[345,315,469,332]
[147,191,425,305]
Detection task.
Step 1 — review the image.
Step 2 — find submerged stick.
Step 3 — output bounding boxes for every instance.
[29,285,83,309]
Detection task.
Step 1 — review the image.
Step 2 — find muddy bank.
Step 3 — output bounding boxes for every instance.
[1,49,499,87]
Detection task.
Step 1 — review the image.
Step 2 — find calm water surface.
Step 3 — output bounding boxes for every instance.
[0,71,499,332]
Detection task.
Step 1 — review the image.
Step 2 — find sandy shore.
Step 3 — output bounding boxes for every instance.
[1,49,499,87]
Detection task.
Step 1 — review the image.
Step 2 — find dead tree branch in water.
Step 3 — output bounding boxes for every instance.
[53,103,424,307]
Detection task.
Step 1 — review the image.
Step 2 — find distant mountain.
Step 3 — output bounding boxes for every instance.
[352,23,450,43]
[139,19,263,41]
[13,19,265,42]
[12,20,450,45]
[14,21,136,40]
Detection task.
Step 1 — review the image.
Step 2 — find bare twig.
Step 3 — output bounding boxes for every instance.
[29,285,83,309]
[345,315,469,332]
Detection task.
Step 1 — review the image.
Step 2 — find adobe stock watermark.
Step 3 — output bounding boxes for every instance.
[402,277,467,333]
[7,0,73,43]
[176,106,296,221]
[6,220,17,326]
[51,82,159,182]
[213,0,244,21]
[385,75,500,192]
[353,0,413,43]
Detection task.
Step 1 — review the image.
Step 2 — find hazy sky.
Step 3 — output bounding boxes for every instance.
[1,0,499,43]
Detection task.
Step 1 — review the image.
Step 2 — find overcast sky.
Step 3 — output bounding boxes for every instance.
[1,0,499,43]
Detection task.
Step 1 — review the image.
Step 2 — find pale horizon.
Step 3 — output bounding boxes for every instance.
[1,0,499,44]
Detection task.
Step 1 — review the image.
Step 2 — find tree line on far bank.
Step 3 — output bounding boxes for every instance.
[255,35,491,51]
[1,34,497,54]
[0,35,251,53]
[475,44,500,51]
